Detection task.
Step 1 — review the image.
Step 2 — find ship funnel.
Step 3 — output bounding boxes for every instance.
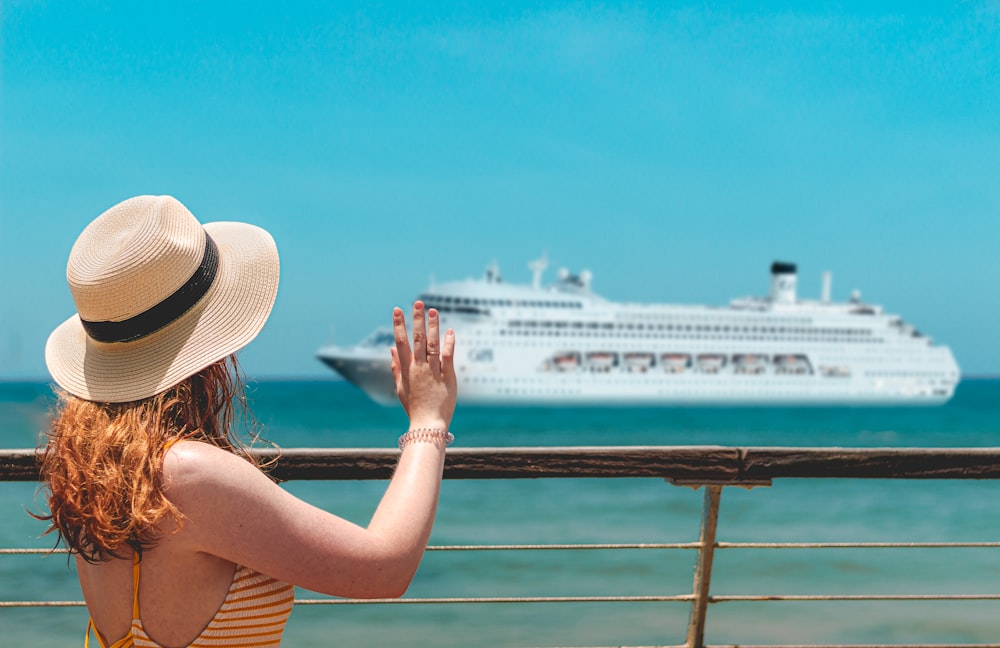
[770,261,797,304]
[821,271,832,303]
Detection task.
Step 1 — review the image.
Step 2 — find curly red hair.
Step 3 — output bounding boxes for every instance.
[36,355,271,563]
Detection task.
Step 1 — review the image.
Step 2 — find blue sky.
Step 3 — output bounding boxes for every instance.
[1,1,998,379]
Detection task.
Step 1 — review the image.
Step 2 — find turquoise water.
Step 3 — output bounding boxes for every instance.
[2,379,999,646]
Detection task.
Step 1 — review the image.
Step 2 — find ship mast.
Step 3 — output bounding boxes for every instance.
[528,253,548,289]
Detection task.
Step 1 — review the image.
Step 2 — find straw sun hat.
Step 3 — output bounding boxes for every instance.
[45,195,280,403]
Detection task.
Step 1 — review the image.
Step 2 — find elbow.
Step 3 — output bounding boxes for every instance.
[350,545,423,599]
[326,535,427,599]
[355,564,417,599]
[377,578,413,600]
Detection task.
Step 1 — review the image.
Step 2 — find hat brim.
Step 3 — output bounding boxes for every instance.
[45,221,279,403]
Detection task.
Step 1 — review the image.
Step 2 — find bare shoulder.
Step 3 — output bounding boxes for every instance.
[163,439,259,478]
[161,440,280,514]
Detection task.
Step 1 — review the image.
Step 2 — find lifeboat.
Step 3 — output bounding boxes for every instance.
[696,354,727,374]
[773,354,812,375]
[623,352,655,372]
[733,354,768,375]
[551,352,581,372]
[660,353,691,374]
[586,352,618,372]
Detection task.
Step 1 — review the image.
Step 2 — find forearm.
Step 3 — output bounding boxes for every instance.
[363,440,447,595]
[363,300,455,597]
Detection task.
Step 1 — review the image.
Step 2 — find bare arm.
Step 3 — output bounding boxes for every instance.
[162,301,456,598]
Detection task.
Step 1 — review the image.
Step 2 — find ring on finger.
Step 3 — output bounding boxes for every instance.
[427,350,440,356]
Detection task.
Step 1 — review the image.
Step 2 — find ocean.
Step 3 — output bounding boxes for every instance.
[1,378,999,646]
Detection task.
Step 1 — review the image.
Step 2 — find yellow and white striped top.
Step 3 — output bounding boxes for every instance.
[87,558,294,648]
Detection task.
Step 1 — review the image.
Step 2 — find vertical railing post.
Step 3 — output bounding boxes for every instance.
[685,485,723,648]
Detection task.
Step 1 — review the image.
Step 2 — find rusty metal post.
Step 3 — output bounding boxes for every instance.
[685,485,722,648]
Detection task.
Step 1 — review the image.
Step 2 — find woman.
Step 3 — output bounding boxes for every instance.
[38,195,457,647]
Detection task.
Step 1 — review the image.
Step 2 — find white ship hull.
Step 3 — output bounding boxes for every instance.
[317,260,960,407]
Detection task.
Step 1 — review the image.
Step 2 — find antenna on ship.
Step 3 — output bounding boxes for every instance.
[484,260,502,283]
[528,252,548,289]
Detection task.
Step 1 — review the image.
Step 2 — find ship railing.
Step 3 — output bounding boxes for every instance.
[3,445,1000,648]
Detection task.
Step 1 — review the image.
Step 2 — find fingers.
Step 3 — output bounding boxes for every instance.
[390,346,409,409]
[426,308,441,368]
[391,301,457,422]
[392,306,412,369]
[440,328,456,382]
[411,301,427,361]
[390,346,401,384]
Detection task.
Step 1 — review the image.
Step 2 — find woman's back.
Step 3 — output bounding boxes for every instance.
[81,442,294,647]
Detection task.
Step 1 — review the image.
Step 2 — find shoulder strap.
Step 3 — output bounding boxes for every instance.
[85,617,114,648]
[131,551,141,620]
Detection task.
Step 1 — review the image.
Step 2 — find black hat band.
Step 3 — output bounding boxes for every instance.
[80,234,220,343]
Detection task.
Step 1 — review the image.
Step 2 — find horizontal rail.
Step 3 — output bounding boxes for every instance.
[9,541,1000,554]
[7,591,1000,608]
[7,446,1000,482]
[296,595,694,604]
[710,594,1000,601]
[0,601,85,607]
[699,645,1000,648]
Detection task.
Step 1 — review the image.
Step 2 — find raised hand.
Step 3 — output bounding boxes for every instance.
[389,301,457,429]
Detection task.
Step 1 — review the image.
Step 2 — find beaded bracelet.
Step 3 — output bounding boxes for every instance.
[398,427,454,450]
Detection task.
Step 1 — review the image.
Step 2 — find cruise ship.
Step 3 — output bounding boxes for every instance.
[316,259,960,406]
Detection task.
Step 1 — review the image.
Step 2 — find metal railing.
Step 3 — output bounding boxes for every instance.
[3,445,1000,648]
